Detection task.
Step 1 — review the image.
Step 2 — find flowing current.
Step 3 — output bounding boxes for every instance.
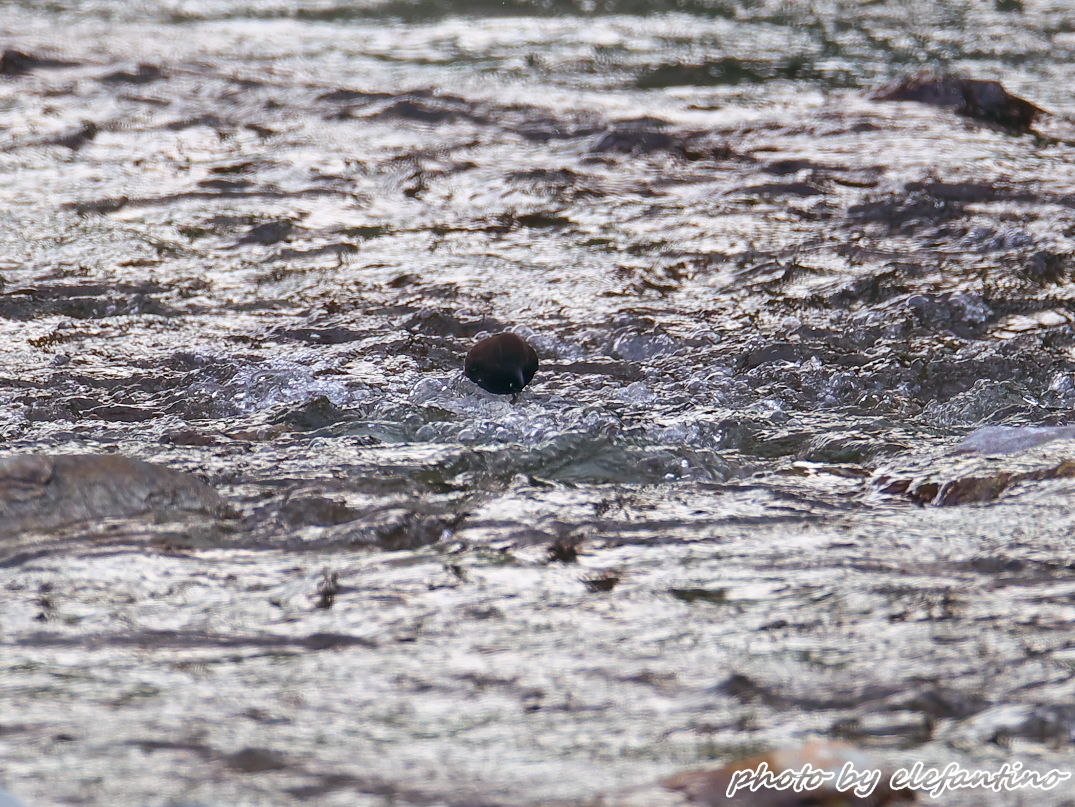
[1,2,1075,805]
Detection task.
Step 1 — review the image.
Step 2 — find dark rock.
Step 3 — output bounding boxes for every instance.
[874,456,1075,506]
[50,121,99,151]
[733,181,824,197]
[366,95,484,125]
[635,58,771,88]
[1023,250,1071,285]
[901,688,991,720]
[669,587,726,604]
[0,49,77,76]
[582,573,619,593]
[762,158,825,175]
[405,310,504,337]
[236,220,294,245]
[62,196,129,215]
[270,243,357,262]
[316,88,392,104]
[280,496,361,527]
[100,63,164,84]
[903,180,1014,203]
[82,404,158,422]
[591,122,678,155]
[162,429,222,447]
[274,396,346,431]
[848,191,965,231]
[0,454,222,536]
[223,747,288,773]
[872,72,1046,132]
[546,537,579,563]
[198,178,254,192]
[268,326,363,344]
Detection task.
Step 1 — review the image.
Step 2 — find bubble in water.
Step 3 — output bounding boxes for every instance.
[611,331,676,361]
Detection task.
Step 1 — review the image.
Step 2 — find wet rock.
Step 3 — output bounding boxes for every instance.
[546,536,580,563]
[269,243,358,263]
[591,119,678,154]
[947,702,1075,748]
[635,55,816,90]
[0,49,76,75]
[873,448,1075,506]
[313,569,339,609]
[235,219,294,246]
[899,687,991,721]
[279,495,361,528]
[830,711,933,746]
[588,119,732,161]
[223,747,288,773]
[162,428,222,447]
[366,94,485,125]
[81,404,159,423]
[268,325,363,344]
[48,121,98,151]
[0,454,222,536]
[733,181,825,198]
[498,210,572,230]
[902,179,1024,204]
[582,573,620,593]
[316,87,393,105]
[847,191,965,231]
[1022,249,1072,285]
[763,158,829,175]
[345,510,456,551]
[668,587,726,604]
[274,396,346,431]
[100,63,164,84]
[740,342,828,370]
[61,195,130,215]
[0,281,173,320]
[871,72,1046,132]
[636,58,770,88]
[898,292,993,338]
[506,111,603,142]
[404,310,507,339]
[198,178,254,192]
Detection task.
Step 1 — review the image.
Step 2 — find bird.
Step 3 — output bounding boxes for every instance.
[464,333,538,400]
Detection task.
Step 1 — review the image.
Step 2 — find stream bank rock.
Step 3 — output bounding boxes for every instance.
[0,454,221,537]
[872,431,1075,506]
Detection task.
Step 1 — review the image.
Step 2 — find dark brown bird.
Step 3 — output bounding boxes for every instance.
[464,333,538,398]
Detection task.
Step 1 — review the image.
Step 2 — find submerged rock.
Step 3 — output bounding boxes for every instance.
[871,72,1046,132]
[0,454,222,536]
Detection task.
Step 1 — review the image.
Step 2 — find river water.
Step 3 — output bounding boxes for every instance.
[1,1,1075,805]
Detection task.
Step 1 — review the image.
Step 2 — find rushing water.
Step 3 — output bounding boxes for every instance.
[1,1,1075,805]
